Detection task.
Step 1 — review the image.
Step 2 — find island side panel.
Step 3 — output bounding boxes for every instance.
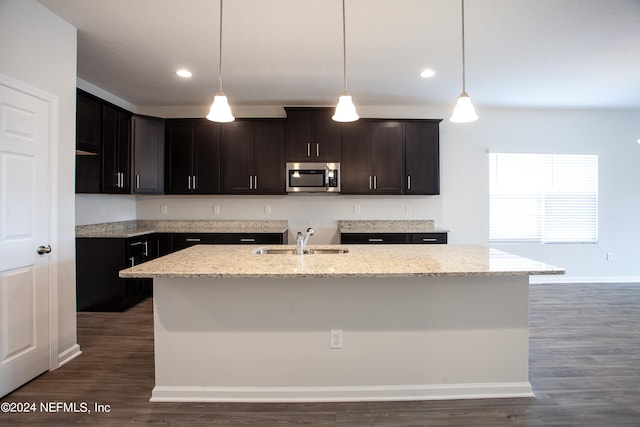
[151,275,531,402]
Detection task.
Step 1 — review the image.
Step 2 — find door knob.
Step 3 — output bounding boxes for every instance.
[37,245,52,255]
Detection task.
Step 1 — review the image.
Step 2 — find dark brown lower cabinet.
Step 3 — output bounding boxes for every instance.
[76,236,154,312]
[340,232,447,244]
[76,232,287,311]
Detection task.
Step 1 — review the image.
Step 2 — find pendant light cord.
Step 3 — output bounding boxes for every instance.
[218,0,224,92]
[461,0,466,94]
[341,0,348,93]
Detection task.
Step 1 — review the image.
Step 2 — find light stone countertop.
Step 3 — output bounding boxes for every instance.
[338,220,448,233]
[119,244,564,279]
[76,220,289,238]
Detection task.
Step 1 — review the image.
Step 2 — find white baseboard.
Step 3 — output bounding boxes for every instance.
[150,382,533,403]
[530,276,640,284]
[57,344,82,368]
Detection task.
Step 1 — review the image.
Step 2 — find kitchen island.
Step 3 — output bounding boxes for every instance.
[120,244,563,402]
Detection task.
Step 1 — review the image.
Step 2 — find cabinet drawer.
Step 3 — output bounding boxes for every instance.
[340,233,410,244]
[213,233,286,245]
[172,234,214,250]
[410,233,448,244]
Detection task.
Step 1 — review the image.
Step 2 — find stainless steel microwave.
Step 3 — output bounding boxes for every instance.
[285,162,340,193]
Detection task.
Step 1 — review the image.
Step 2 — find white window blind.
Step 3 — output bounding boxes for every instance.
[489,153,598,244]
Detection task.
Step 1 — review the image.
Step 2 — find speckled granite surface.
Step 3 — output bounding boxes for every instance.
[120,244,564,279]
[338,220,447,233]
[76,220,288,238]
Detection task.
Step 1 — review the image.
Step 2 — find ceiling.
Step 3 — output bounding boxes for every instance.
[37,0,640,111]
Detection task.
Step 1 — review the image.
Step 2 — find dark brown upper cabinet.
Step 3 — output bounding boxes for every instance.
[164,119,221,194]
[341,120,404,194]
[132,115,165,194]
[285,107,342,162]
[221,119,285,194]
[404,120,441,195]
[75,90,102,193]
[76,90,101,154]
[101,104,132,194]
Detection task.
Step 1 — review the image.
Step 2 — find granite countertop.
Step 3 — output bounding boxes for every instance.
[338,220,448,233]
[76,220,289,238]
[119,244,564,279]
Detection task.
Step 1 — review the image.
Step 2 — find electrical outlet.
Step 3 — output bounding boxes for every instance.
[160,205,168,214]
[330,330,343,349]
[354,204,361,214]
[405,204,412,215]
[606,252,614,261]
[265,205,271,214]
[99,207,106,216]
[214,205,221,215]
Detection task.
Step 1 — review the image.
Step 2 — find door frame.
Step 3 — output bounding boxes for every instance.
[0,73,60,371]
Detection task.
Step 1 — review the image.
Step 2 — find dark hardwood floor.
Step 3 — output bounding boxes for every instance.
[1,282,639,426]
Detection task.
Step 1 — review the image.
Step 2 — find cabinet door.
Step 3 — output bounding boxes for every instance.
[340,121,372,193]
[284,108,341,161]
[371,120,404,194]
[76,90,101,154]
[371,121,403,194]
[193,119,221,194]
[221,121,255,193]
[132,115,164,194]
[312,109,342,161]
[164,120,194,194]
[155,233,174,256]
[127,235,158,265]
[102,105,131,193]
[76,238,125,311]
[253,120,285,194]
[284,108,313,161]
[405,122,440,195]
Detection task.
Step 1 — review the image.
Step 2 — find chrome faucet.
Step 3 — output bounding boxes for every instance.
[296,227,314,255]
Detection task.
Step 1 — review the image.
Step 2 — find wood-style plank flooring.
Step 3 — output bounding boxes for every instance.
[1,282,639,426]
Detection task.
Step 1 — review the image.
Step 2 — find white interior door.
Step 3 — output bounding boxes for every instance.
[0,81,51,397]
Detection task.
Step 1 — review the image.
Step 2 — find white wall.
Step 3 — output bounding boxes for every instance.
[75,194,137,226]
[442,108,640,280]
[136,194,443,244]
[0,0,78,364]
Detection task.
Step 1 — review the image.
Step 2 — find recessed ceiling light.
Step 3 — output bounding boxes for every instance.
[176,69,192,78]
[420,69,436,78]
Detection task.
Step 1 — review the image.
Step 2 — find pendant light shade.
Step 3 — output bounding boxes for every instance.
[207,0,234,123]
[450,0,478,123]
[333,0,359,122]
[333,92,359,122]
[450,92,478,123]
[206,92,234,123]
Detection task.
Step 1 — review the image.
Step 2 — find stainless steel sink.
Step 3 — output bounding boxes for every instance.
[252,247,349,255]
[251,248,297,255]
[304,248,349,254]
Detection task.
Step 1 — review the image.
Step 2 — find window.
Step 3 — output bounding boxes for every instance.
[489,153,598,243]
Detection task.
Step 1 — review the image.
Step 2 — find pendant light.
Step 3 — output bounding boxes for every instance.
[206,0,234,122]
[450,0,478,123]
[332,0,359,122]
